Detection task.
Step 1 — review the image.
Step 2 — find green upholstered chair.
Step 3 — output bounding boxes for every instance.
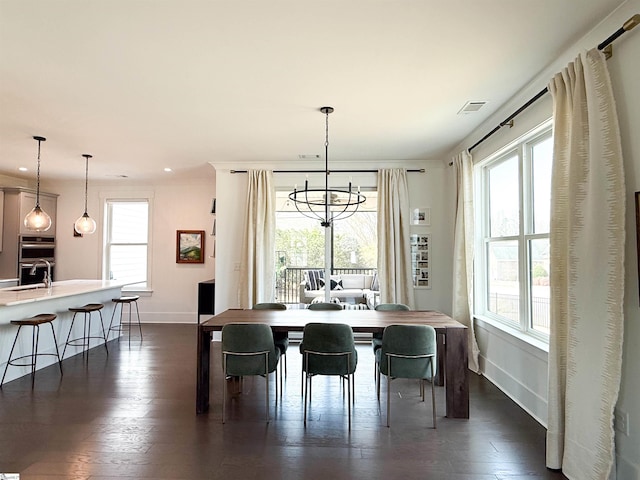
[373,303,411,348]
[372,303,411,377]
[221,323,281,424]
[300,322,358,429]
[307,302,343,311]
[253,302,289,376]
[376,324,437,428]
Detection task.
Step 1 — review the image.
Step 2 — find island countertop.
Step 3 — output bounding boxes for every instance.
[0,279,127,307]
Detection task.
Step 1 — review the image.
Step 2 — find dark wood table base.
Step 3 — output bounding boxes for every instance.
[196,309,469,419]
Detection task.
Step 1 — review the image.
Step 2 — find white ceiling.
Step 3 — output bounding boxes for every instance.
[0,0,626,182]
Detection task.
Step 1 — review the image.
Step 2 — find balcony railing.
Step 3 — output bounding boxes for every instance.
[276,267,377,304]
[488,292,550,333]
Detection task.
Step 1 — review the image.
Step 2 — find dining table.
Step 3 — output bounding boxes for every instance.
[196,308,469,419]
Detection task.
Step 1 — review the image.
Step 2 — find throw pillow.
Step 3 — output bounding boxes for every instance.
[317,278,343,290]
[306,269,324,291]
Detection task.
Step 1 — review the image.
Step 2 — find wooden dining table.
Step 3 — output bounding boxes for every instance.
[196,308,469,419]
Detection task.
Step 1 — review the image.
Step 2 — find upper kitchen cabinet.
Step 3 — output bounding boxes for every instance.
[2,188,58,236]
[0,188,58,277]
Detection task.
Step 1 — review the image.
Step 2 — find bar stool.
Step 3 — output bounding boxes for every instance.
[108,296,142,346]
[62,303,109,359]
[1,313,63,388]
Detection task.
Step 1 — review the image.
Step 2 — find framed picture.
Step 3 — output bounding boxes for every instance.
[176,230,205,264]
[411,207,431,226]
[410,233,431,289]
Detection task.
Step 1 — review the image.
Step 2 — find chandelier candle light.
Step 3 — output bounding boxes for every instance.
[288,107,366,228]
[24,136,52,232]
[74,154,97,235]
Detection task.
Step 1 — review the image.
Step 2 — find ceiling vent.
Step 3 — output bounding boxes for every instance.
[458,101,487,115]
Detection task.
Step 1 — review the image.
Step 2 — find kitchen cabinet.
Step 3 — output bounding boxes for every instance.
[0,187,58,281]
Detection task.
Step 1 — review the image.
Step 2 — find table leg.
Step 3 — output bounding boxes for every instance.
[196,325,211,414]
[435,333,445,386]
[444,328,469,419]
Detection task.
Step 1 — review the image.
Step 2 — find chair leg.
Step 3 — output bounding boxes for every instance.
[62,313,78,360]
[430,359,437,429]
[265,359,270,424]
[386,375,391,427]
[49,322,63,376]
[107,303,121,340]
[222,354,227,424]
[134,300,143,340]
[1,325,22,387]
[30,325,40,388]
[347,372,352,430]
[97,310,109,354]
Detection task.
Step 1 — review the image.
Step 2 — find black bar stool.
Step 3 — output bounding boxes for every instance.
[62,303,109,359]
[1,313,63,388]
[108,296,142,346]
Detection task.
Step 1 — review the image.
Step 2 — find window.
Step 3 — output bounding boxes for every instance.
[274,190,377,303]
[475,122,552,340]
[104,200,150,288]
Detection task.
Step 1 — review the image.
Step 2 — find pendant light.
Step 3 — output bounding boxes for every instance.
[74,154,97,235]
[24,136,52,232]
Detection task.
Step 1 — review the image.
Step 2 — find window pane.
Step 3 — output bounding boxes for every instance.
[487,240,519,323]
[531,137,553,233]
[529,238,550,334]
[109,245,147,284]
[332,212,377,268]
[489,155,519,237]
[110,202,148,243]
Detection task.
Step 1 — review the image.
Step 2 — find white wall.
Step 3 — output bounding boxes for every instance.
[450,1,640,477]
[212,159,454,314]
[49,175,216,324]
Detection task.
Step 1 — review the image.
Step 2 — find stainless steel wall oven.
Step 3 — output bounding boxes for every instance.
[18,235,56,285]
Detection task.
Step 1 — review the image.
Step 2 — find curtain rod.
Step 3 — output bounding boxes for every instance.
[230,168,425,174]
[465,13,639,155]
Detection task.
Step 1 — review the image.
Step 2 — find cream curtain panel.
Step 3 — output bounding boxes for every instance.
[239,170,276,308]
[546,49,625,479]
[377,168,414,308]
[452,150,480,373]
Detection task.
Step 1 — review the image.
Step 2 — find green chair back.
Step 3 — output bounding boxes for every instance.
[377,324,436,379]
[301,323,357,375]
[253,302,287,310]
[308,302,343,311]
[375,303,410,311]
[221,323,280,376]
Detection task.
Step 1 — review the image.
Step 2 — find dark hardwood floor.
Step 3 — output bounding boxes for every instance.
[0,324,567,479]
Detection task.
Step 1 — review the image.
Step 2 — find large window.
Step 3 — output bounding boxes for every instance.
[475,122,552,340]
[104,200,150,288]
[274,190,377,303]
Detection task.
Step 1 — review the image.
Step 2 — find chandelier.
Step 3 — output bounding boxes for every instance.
[288,107,366,228]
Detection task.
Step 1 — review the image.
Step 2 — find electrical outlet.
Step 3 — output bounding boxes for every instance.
[614,408,629,436]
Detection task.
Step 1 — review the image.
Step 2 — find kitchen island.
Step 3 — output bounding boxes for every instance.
[0,280,125,384]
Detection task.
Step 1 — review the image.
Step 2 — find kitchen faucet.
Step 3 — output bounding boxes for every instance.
[30,258,52,288]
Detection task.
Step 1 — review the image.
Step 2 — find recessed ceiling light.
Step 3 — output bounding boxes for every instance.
[164,167,173,172]
[18,167,28,172]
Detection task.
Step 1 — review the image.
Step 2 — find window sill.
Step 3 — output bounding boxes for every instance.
[474,314,549,356]
[122,287,153,297]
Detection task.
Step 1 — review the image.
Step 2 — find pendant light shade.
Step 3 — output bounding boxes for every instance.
[74,154,97,235]
[24,136,52,232]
